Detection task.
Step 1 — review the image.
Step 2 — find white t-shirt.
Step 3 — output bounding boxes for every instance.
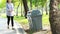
[6,3,14,16]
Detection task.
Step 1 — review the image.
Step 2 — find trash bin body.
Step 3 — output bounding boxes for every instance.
[27,10,42,32]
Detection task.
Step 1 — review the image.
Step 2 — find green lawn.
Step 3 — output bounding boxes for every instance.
[14,16,28,24]
[0,12,50,26]
[14,12,49,26]
[42,12,50,26]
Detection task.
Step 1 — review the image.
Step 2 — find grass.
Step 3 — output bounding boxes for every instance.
[0,13,28,24]
[14,16,28,24]
[0,12,50,34]
[0,12,49,26]
[42,12,49,26]
[0,11,50,31]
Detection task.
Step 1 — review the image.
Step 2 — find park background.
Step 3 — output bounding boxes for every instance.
[0,0,55,34]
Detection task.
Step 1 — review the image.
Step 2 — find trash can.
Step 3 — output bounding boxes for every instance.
[27,10,42,32]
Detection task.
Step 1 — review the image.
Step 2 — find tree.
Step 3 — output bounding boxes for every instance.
[49,0,60,34]
[12,0,20,16]
[16,0,20,16]
[0,0,6,8]
[22,0,29,18]
[39,0,47,15]
[45,0,50,15]
[30,0,32,10]
[45,1,48,15]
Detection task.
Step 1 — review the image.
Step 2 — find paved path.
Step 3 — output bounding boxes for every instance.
[0,18,27,34]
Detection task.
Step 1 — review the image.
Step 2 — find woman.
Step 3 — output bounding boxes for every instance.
[6,0,14,29]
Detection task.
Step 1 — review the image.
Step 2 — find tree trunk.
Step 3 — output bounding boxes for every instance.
[49,0,60,34]
[21,0,23,16]
[45,2,48,15]
[30,0,32,10]
[42,5,43,15]
[22,0,29,18]
[16,0,20,16]
[35,0,38,8]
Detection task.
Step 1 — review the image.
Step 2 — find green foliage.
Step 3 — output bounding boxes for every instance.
[39,0,48,7]
[27,0,48,8]
[0,0,20,8]
[0,0,49,8]
[12,0,19,7]
[0,0,6,8]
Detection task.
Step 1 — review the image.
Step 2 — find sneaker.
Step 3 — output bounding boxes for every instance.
[7,26,9,29]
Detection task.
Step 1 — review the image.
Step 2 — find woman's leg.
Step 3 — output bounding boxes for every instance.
[7,16,10,28]
[11,16,14,27]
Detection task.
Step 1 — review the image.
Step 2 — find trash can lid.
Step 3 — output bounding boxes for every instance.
[31,10,42,17]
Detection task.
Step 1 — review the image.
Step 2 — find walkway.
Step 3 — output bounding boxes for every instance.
[0,18,27,34]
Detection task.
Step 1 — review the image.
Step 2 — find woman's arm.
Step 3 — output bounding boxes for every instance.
[6,3,12,12]
[6,4,11,12]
